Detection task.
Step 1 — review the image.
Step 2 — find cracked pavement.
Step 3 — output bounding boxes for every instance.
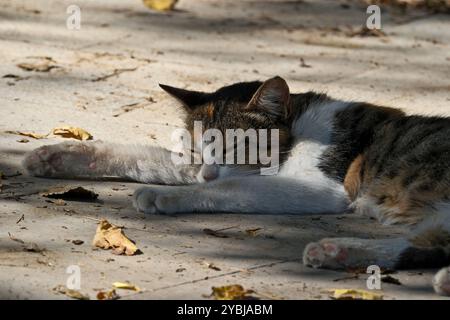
[0,0,449,299]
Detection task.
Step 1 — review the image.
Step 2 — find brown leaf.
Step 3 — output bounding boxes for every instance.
[245,228,262,236]
[17,57,58,72]
[97,289,119,300]
[347,27,387,38]
[8,232,45,253]
[203,228,229,238]
[203,261,221,271]
[54,285,90,300]
[72,240,84,245]
[52,126,93,141]
[381,275,402,285]
[40,186,98,201]
[5,130,48,139]
[210,285,258,300]
[92,220,140,256]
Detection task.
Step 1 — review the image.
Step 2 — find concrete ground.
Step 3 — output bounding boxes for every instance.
[0,0,449,300]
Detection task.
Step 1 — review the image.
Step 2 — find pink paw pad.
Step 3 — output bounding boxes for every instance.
[322,242,348,262]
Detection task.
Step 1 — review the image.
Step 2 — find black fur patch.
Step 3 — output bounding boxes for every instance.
[396,246,450,269]
[318,103,404,182]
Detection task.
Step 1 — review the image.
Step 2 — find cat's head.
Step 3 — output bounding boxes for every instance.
[161,76,292,182]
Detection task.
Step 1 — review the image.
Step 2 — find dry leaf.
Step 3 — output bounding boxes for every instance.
[40,186,98,201]
[142,0,177,11]
[54,285,90,300]
[8,232,45,253]
[203,228,229,238]
[113,282,140,291]
[52,126,93,141]
[381,275,402,285]
[210,285,258,300]
[329,289,383,300]
[203,261,221,271]
[245,228,262,236]
[17,57,58,72]
[53,199,67,206]
[5,130,48,139]
[97,289,119,300]
[93,220,139,256]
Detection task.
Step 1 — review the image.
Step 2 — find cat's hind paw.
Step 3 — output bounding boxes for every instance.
[303,239,349,269]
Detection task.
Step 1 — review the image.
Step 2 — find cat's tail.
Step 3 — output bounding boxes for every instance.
[433,266,450,296]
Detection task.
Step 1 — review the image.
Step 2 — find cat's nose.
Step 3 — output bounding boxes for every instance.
[202,164,219,182]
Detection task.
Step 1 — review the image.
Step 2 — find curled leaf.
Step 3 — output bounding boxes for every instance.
[40,186,98,201]
[54,285,90,300]
[93,220,139,256]
[245,228,262,236]
[203,228,229,238]
[210,285,257,300]
[329,289,383,300]
[52,126,93,141]
[5,130,48,139]
[142,0,177,11]
[113,282,140,291]
[17,57,58,72]
[97,289,119,300]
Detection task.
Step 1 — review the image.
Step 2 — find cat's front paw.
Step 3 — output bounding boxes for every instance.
[23,142,95,177]
[132,186,184,215]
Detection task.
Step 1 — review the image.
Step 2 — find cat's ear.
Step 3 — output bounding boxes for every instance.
[159,84,209,110]
[246,76,290,119]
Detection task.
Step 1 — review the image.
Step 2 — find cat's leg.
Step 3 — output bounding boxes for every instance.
[303,228,450,273]
[23,141,199,185]
[303,237,411,270]
[133,176,349,214]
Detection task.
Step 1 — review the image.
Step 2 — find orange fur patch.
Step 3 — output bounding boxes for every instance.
[207,104,214,118]
[344,154,364,201]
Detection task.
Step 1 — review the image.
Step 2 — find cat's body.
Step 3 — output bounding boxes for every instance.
[23,77,450,296]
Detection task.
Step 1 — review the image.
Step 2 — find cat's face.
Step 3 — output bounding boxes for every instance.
[161,77,292,182]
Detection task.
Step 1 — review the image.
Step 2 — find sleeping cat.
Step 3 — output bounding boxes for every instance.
[23,76,450,296]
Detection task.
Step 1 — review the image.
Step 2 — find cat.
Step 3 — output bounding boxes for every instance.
[23,76,450,296]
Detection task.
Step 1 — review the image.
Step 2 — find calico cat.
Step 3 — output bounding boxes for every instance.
[23,76,450,296]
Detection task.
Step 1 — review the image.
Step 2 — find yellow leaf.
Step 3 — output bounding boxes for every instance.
[113,282,140,292]
[92,219,139,256]
[52,126,93,140]
[211,285,257,300]
[329,289,383,300]
[142,0,177,11]
[5,130,48,139]
[97,289,119,300]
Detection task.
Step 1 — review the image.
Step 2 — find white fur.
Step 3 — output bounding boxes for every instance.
[292,101,350,144]
[133,99,352,215]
